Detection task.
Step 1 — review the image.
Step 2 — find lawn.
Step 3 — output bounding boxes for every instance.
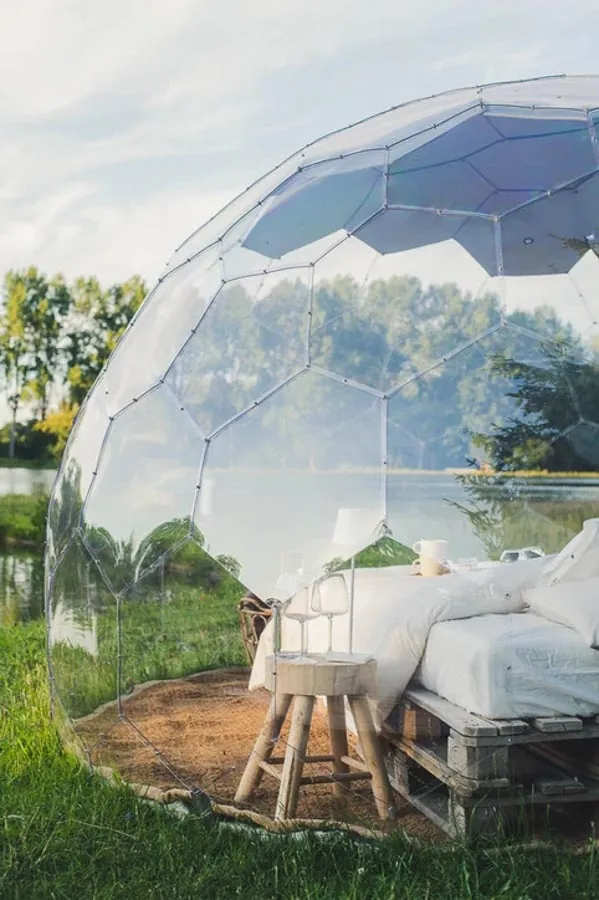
[2,621,598,899]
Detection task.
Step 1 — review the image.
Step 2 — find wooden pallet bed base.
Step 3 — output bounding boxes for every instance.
[383,686,599,838]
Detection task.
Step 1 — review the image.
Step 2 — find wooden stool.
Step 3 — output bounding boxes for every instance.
[235,655,396,821]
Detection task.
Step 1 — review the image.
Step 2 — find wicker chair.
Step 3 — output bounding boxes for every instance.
[238,592,274,664]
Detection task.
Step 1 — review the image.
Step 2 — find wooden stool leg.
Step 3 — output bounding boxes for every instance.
[235,692,292,804]
[348,695,395,820]
[326,695,349,796]
[275,695,314,821]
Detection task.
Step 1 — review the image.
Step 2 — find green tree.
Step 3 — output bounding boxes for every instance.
[0,271,32,457]
[20,269,72,420]
[65,275,146,404]
[473,347,599,472]
[0,268,72,455]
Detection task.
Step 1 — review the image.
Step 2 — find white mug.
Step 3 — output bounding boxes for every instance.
[412,539,448,577]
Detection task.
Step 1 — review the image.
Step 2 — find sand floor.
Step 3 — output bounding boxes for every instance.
[74,668,444,841]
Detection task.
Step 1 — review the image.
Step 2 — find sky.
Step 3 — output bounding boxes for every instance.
[3,0,599,290]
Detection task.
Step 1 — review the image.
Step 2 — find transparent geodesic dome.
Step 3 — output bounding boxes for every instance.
[46,75,599,806]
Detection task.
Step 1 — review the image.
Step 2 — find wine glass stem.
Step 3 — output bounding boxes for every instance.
[300,621,306,657]
[327,615,333,654]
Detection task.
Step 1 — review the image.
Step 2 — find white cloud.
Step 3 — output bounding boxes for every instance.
[0,0,598,290]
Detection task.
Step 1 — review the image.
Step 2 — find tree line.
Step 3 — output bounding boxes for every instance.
[2,263,595,473]
[165,270,589,472]
[0,268,146,460]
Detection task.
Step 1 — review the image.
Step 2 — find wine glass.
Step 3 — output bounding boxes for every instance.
[311,573,349,654]
[283,585,321,656]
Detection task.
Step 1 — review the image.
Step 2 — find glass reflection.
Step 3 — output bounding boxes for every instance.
[197,371,384,600]
[102,246,224,415]
[82,386,204,592]
[49,538,117,721]
[118,539,246,714]
[166,270,310,436]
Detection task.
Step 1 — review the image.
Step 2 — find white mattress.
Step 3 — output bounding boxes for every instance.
[418,613,599,720]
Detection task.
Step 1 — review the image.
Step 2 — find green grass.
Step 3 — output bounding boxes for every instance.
[0,457,56,470]
[51,579,247,718]
[0,492,48,547]
[1,621,598,899]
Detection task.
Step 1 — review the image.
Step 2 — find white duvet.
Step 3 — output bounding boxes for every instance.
[418,613,599,719]
[250,556,550,722]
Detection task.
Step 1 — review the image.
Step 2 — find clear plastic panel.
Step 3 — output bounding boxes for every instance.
[588,109,599,161]
[119,541,245,710]
[386,326,584,560]
[469,118,594,195]
[74,718,167,786]
[387,103,486,164]
[483,105,588,132]
[387,106,595,216]
[312,225,495,393]
[560,420,599,468]
[353,209,499,284]
[301,93,480,165]
[231,151,386,271]
[481,75,599,110]
[101,246,224,415]
[496,172,599,276]
[163,159,305,273]
[388,112,496,212]
[166,269,310,437]
[552,342,599,426]
[82,386,204,594]
[48,538,117,722]
[568,249,599,329]
[164,77,599,277]
[388,156,491,214]
[196,370,384,599]
[47,389,111,568]
[114,548,251,797]
[489,272,594,346]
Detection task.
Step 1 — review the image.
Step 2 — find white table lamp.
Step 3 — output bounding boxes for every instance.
[332,508,381,654]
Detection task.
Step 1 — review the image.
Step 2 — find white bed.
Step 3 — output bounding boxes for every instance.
[418,613,599,720]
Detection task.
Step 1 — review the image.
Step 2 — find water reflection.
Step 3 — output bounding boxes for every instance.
[5,473,599,632]
[0,551,44,625]
[0,467,55,495]
[49,600,98,655]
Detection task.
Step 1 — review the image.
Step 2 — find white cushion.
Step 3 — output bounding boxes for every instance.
[474,555,549,611]
[525,578,599,648]
[539,519,599,585]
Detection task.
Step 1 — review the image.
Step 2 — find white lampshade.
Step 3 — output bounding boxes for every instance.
[332,508,380,547]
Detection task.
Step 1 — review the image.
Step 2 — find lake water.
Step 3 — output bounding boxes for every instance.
[0,466,54,625]
[0,466,56,495]
[0,550,44,625]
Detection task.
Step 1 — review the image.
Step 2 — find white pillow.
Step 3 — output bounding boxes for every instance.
[539,519,599,585]
[525,578,599,647]
[475,554,549,611]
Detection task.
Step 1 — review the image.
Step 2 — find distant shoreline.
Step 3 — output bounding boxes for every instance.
[0,458,56,470]
[1,459,597,481]
[202,467,599,481]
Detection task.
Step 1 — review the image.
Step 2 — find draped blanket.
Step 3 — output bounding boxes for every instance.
[249,557,550,722]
